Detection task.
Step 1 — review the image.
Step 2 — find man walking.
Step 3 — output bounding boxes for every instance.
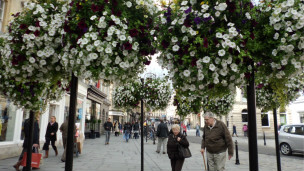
[200,112,233,171]
[232,124,238,137]
[104,118,113,145]
[156,119,169,154]
[196,123,200,137]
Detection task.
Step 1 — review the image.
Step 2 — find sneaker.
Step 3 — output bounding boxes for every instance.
[156,151,160,153]
[163,152,166,154]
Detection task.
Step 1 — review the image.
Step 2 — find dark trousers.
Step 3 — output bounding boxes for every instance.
[42,137,57,151]
[170,158,185,171]
[182,131,187,136]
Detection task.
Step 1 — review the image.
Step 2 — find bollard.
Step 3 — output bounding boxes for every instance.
[263,131,266,146]
[235,140,240,165]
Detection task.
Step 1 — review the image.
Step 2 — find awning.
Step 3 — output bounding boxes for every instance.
[109,111,124,116]
[87,85,107,104]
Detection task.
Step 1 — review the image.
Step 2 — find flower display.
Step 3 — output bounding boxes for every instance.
[143,78,172,111]
[201,93,235,116]
[0,35,68,111]
[173,91,202,117]
[113,78,172,111]
[156,0,252,101]
[255,76,304,112]
[61,0,158,82]
[113,81,142,110]
[1,0,70,83]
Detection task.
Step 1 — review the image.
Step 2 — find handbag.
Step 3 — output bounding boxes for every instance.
[178,143,192,158]
[20,149,42,168]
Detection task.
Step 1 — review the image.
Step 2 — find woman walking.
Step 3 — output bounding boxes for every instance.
[42,116,58,158]
[167,124,189,171]
[114,121,120,136]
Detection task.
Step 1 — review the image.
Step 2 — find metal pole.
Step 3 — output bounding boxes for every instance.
[273,108,281,171]
[263,131,266,146]
[146,120,148,142]
[65,74,78,171]
[235,140,240,165]
[246,62,259,171]
[25,110,35,171]
[140,78,144,171]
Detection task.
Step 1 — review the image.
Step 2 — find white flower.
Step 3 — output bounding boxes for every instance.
[181,1,188,5]
[86,45,94,51]
[274,33,279,40]
[105,47,112,54]
[216,32,223,38]
[272,49,278,56]
[126,1,132,8]
[215,11,221,17]
[294,62,301,68]
[119,35,126,41]
[281,38,286,43]
[281,59,288,65]
[230,63,238,72]
[189,29,197,36]
[201,4,209,10]
[181,26,187,33]
[40,60,46,66]
[171,37,178,43]
[90,15,97,20]
[178,18,184,25]
[190,51,195,56]
[183,70,191,77]
[213,77,219,84]
[274,23,282,30]
[209,64,216,71]
[150,30,155,35]
[29,57,36,63]
[203,56,210,63]
[182,36,188,42]
[89,53,98,60]
[286,0,294,6]
[245,12,251,19]
[218,49,226,56]
[172,45,180,51]
[94,40,101,47]
[216,3,227,11]
[97,46,104,52]
[203,13,210,18]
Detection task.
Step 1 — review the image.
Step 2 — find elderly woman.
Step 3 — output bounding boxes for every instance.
[167,124,189,171]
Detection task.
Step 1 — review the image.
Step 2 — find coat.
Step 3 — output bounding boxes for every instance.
[60,121,68,138]
[123,124,132,133]
[167,131,189,159]
[45,122,58,141]
[23,119,40,148]
[156,122,169,138]
[114,123,120,132]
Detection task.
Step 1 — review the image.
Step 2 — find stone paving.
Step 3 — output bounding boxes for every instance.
[0,130,303,171]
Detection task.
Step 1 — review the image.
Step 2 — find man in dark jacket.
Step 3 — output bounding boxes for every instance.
[133,121,140,139]
[156,119,169,154]
[42,116,58,158]
[104,118,113,145]
[200,112,233,171]
[14,115,40,171]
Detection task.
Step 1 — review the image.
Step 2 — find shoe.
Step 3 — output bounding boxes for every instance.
[107,142,109,144]
[43,150,49,158]
[156,151,160,153]
[13,161,21,171]
[163,152,166,154]
[55,149,58,156]
[61,159,65,162]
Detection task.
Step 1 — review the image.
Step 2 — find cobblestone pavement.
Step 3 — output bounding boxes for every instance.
[0,130,303,171]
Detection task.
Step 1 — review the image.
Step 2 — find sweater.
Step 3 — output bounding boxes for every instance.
[201,119,234,156]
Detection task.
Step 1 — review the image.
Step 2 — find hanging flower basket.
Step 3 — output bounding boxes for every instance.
[201,93,235,116]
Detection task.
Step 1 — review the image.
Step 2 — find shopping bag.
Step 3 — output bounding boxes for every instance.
[20,152,42,168]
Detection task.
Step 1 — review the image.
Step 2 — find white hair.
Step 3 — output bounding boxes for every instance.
[171,124,180,131]
[204,112,215,118]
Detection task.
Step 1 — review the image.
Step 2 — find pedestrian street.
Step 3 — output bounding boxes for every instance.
[0,129,303,171]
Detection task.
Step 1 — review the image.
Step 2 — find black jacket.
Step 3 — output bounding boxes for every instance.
[45,122,58,141]
[167,131,189,159]
[124,124,132,133]
[104,122,113,131]
[133,123,139,131]
[23,119,40,148]
[156,122,169,138]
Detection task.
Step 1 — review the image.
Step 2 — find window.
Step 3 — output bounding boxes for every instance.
[261,112,269,127]
[0,0,5,31]
[242,109,248,122]
[289,126,304,135]
[283,126,290,133]
[300,113,304,124]
[280,112,287,125]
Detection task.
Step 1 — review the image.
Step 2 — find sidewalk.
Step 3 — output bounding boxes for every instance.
[0,133,303,171]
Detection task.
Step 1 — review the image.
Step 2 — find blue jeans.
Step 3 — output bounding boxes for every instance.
[105,131,111,144]
[196,129,200,137]
[125,132,130,142]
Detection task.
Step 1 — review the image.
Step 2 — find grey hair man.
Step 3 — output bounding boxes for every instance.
[200,112,233,171]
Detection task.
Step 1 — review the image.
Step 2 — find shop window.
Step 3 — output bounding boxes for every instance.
[280,112,287,125]
[261,112,269,127]
[0,94,18,142]
[242,109,248,122]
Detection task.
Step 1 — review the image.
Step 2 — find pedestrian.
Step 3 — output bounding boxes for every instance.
[156,119,169,154]
[196,123,200,137]
[167,124,189,171]
[133,121,140,139]
[42,116,58,158]
[232,124,238,137]
[13,114,40,171]
[182,124,187,136]
[124,122,132,142]
[104,118,113,145]
[114,121,120,136]
[60,116,76,162]
[200,112,233,171]
[243,124,248,137]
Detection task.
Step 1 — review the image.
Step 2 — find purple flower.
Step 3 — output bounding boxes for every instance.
[194,17,202,25]
[185,7,192,14]
[78,20,88,32]
[257,84,264,89]
[164,7,172,17]
[123,42,132,50]
[202,16,212,22]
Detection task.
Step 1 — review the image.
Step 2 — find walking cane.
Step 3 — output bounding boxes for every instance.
[203,152,207,170]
